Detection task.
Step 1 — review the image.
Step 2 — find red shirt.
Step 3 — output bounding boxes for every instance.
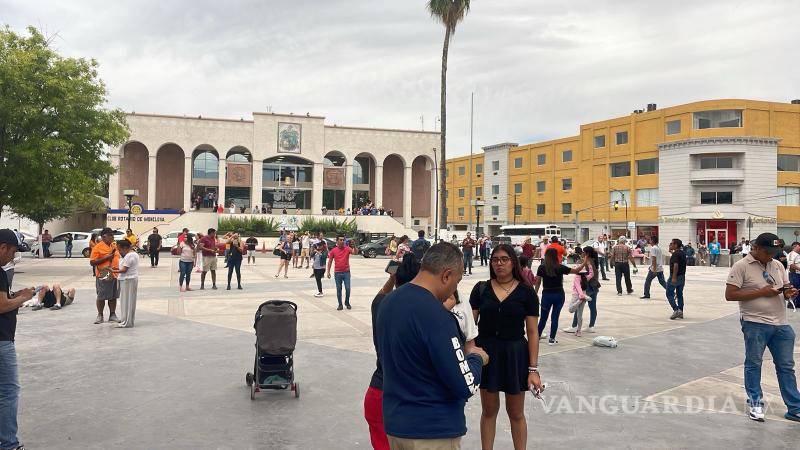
[200,235,217,257]
[522,243,534,258]
[177,233,187,244]
[328,245,353,273]
[547,243,565,262]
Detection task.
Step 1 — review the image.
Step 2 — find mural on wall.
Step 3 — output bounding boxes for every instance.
[323,167,345,188]
[278,123,302,154]
[226,163,252,187]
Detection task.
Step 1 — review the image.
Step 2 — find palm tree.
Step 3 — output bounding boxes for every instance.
[427,0,471,230]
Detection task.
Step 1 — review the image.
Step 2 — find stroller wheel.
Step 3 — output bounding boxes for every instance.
[294,382,300,398]
[250,381,256,400]
[246,372,253,387]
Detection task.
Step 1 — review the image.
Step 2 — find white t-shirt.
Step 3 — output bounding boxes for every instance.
[649,245,664,272]
[788,250,800,271]
[450,300,478,341]
[118,252,139,280]
[592,241,606,256]
[302,236,310,249]
[179,241,194,263]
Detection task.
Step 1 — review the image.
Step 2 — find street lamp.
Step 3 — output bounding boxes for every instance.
[432,147,440,242]
[471,200,485,237]
[611,189,629,238]
[122,189,139,231]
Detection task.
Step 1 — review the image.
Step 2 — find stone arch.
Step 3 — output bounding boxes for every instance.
[191,145,219,209]
[382,154,405,217]
[411,155,433,218]
[118,141,149,209]
[353,152,377,209]
[155,143,185,210]
[225,146,252,209]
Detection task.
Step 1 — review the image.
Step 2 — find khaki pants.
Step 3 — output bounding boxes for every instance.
[388,436,461,450]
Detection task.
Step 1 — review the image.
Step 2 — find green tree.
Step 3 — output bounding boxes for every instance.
[427,0,472,230]
[0,25,129,228]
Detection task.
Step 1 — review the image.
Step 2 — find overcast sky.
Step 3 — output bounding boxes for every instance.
[3,0,799,157]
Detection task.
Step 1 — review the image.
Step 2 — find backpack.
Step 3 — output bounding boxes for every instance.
[411,238,431,260]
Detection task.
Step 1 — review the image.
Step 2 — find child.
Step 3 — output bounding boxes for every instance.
[570,263,594,337]
[519,255,538,289]
[112,239,140,328]
[443,291,478,351]
[312,242,327,297]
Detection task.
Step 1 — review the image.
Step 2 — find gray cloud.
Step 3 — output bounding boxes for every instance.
[2,0,799,156]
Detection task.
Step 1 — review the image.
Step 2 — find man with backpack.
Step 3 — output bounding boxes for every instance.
[411,230,431,261]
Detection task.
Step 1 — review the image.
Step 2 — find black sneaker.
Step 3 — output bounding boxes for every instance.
[346,303,352,310]
[785,412,800,422]
[337,305,343,311]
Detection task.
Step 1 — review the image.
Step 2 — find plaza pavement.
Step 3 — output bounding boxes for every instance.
[9,253,800,449]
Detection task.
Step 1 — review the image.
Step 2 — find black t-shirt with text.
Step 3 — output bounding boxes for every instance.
[536,264,572,292]
[245,237,258,251]
[670,249,687,278]
[0,269,17,341]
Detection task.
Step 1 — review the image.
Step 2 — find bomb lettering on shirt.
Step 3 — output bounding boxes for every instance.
[452,337,479,394]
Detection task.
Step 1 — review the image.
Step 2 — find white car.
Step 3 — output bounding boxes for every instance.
[161,230,198,251]
[90,228,126,240]
[31,231,94,258]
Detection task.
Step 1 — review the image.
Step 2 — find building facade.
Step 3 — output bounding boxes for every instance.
[446,99,800,247]
[108,112,440,228]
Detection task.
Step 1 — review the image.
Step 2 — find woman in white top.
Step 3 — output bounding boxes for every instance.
[111,239,140,328]
[394,235,411,262]
[292,237,301,268]
[176,234,195,291]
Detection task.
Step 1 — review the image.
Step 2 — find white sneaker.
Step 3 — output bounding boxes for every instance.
[749,405,765,422]
[586,327,596,333]
[314,292,323,298]
[562,326,577,333]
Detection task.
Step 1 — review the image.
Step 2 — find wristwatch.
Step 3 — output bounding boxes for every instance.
[528,366,539,373]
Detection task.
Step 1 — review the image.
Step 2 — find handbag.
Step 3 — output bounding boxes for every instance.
[568,294,585,313]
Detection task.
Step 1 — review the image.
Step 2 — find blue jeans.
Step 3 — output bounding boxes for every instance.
[538,290,565,340]
[572,286,598,328]
[65,244,72,258]
[666,275,685,312]
[334,271,351,307]
[741,320,800,414]
[710,253,720,266]
[0,341,20,449]
[463,250,474,274]
[790,273,800,301]
[643,270,666,297]
[179,261,193,287]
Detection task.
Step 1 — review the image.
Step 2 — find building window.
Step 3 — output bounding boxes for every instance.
[491,206,499,216]
[458,166,465,176]
[562,150,573,162]
[562,203,572,214]
[536,181,546,192]
[693,110,743,129]
[537,154,546,165]
[778,187,800,206]
[610,190,630,205]
[594,135,606,148]
[475,186,482,197]
[492,160,500,171]
[778,154,800,172]
[492,185,500,195]
[458,188,465,198]
[193,152,219,179]
[443,207,448,217]
[562,178,572,190]
[610,161,631,177]
[514,183,523,194]
[700,191,733,205]
[444,189,449,198]
[514,157,523,168]
[475,163,483,174]
[615,131,629,145]
[636,158,659,175]
[636,188,659,207]
[700,156,734,169]
[536,204,546,215]
[666,120,681,135]
[458,207,465,216]
[514,205,522,216]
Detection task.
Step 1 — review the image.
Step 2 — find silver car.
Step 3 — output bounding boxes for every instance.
[31,231,94,258]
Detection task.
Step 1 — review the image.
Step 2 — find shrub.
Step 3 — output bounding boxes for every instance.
[218,216,279,235]
[299,217,358,235]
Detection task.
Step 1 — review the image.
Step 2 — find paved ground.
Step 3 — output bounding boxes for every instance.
[9,253,800,449]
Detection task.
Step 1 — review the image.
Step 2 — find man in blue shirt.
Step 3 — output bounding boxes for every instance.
[378,242,488,449]
[709,238,721,267]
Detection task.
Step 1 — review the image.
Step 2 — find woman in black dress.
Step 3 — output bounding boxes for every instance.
[470,244,542,450]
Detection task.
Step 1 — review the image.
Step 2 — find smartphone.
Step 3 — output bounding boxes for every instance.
[777,286,789,293]
[386,261,400,274]
[33,285,44,294]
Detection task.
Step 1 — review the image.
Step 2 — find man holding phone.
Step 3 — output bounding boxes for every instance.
[726,233,800,423]
[0,229,35,450]
[90,228,120,324]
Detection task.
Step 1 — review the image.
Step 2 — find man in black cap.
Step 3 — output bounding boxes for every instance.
[0,229,35,450]
[726,232,800,423]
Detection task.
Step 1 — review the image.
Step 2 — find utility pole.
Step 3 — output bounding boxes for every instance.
[468,92,474,232]
[420,114,424,131]
[433,147,439,242]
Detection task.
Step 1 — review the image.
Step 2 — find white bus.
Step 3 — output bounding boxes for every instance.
[498,224,561,246]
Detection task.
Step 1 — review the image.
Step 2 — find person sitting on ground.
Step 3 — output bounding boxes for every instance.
[30,284,75,311]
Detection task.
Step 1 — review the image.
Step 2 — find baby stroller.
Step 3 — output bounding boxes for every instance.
[245,300,299,399]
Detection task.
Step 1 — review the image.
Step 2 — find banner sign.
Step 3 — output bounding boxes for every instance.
[106,212,180,235]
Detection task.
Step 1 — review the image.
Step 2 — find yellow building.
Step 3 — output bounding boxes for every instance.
[445,99,800,247]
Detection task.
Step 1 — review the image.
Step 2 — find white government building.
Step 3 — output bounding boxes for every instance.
[107,111,440,229]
